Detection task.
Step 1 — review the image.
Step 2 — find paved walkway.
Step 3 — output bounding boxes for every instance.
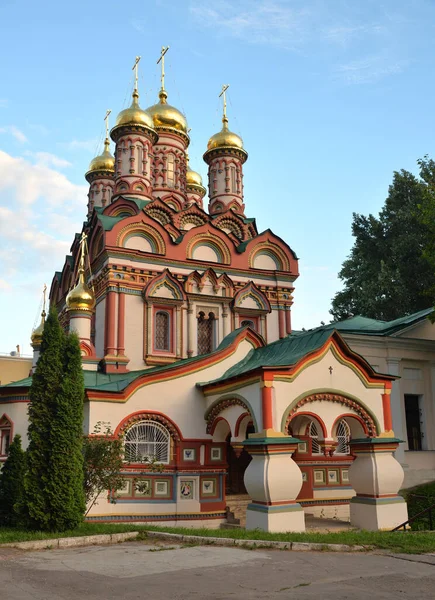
[1,540,435,599]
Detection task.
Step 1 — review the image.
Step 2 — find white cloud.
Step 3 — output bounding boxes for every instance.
[0,150,86,207]
[335,56,408,84]
[0,278,12,292]
[0,99,8,109]
[0,149,86,293]
[190,0,313,49]
[64,139,99,153]
[0,126,28,143]
[323,24,385,46]
[24,151,72,169]
[189,0,412,83]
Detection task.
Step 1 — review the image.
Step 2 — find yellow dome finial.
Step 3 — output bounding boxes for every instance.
[31,284,47,346]
[66,232,96,312]
[157,46,170,96]
[112,57,155,134]
[205,84,246,155]
[145,46,188,136]
[219,84,230,128]
[86,110,115,177]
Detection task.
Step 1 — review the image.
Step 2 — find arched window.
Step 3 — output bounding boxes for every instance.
[167,154,175,187]
[0,416,12,456]
[155,311,170,351]
[241,319,255,330]
[309,421,322,455]
[124,420,171,464]
[230,166,237,192]
[335,420,351,455]
[198,311,215,355]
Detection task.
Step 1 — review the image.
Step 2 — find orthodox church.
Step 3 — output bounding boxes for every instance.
[0,54,409,532]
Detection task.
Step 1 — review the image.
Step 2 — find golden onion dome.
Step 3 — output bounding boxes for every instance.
[86,138,115,174]
[146,89,188,134]
[207,116,244,151]
[186,168,203,186]
[114,90,155,130]
[66,272,96,312]
[31,311,46,346]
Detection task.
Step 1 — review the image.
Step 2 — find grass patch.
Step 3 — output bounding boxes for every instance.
[0,522,147,544]
[403,482,435,531]
[142,525,435,554]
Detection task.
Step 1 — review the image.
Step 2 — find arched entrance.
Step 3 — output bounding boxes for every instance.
[206,399,257,524]
[284,393,377,519]
[225,423,255,494]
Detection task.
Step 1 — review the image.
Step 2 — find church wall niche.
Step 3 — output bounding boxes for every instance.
[94,297,106,358]
[124,234,155,253]
[124,293,145,370]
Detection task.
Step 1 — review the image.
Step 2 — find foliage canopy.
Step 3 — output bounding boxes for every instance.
[331,164,435,321]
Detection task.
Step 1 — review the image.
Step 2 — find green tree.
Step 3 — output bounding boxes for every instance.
[24,309,85,531]
[83,422,164,516]
[417,155,435,307]
[24,307,65,530]
[82,423,125,516]
[0,435,26,526]
[331,168,435,321]
[45,332,85,530]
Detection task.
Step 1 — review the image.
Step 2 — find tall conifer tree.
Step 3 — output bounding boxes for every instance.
[24,307,65,530]
[46,332,85,530]
[0,434,26,526]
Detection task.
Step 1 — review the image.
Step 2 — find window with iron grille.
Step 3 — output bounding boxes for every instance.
[198,311,215,355]
[241,319,255,329]
[124,420,171,464]
[335,420,351,455]
[309,421,322,454]
[155,311,170,351]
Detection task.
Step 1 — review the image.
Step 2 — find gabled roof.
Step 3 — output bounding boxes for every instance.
[310,307,434,337]
[1,327,264,394]
[199,327,394,388]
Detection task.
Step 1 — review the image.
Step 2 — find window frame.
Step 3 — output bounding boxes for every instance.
[166,153,175,187]
[123,420,172,465]
[197,311,217,355]
[152,306,174,355]
[334,420,351,455]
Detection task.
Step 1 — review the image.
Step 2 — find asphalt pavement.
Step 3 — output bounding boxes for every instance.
[1,540,434,599]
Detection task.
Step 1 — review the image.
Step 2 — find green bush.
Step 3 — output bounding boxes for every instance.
[0,435,26,526]
[405,482,435,530]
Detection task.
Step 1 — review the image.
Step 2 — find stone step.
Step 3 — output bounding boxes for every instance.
[225,495,250,528]
[220,522,242,530]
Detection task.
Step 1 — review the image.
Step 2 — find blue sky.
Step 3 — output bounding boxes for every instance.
[1,0,435,355]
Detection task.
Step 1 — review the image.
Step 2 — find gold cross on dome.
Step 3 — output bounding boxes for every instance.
[219,84,230,119]
[42,283,47,315]
[132,56,141,92]
[104,109,111,138]
[157,46,169,90]
[79,232,88,271]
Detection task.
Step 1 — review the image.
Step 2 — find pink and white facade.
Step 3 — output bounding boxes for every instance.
[0,63,410,532]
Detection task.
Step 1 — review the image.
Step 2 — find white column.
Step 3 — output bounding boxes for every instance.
[260,315,266,340]
[187,302,196,357]
[176,305,182,358]
[349,439,407,531]
[243,436,305,533]
[222,305,230,338]
[386,358,405,463]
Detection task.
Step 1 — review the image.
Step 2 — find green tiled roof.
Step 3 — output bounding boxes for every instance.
[199,328,334,386]
[0,328,249,393]
[313,307,434,337]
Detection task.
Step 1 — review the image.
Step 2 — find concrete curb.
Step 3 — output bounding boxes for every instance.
[145,530,369,552]
[0,530,370,553]
[0,531,139,551]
